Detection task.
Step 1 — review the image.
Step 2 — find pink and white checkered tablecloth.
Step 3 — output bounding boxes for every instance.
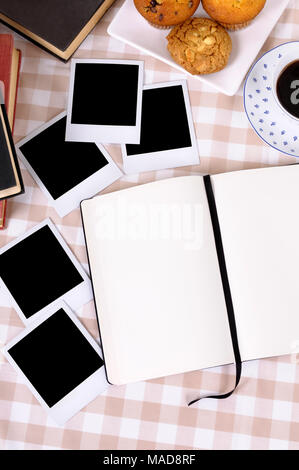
[1,0,299,451]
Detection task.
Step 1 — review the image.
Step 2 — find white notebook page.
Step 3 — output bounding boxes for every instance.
[82,176,234,385]
[212,165,299,363]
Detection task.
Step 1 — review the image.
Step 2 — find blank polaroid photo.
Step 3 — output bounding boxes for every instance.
[0,219,93,324]
[121,81,199,174]
[66,59,144,144]
[16,112,123,218]
[3,301,107,425]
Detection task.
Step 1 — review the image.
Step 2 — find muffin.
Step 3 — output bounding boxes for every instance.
[202,0,266,30]
[167,17,232,74]
[134,0,201,29]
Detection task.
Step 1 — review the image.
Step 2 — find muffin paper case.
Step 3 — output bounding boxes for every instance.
[202,0,266,30]
[147,20,172,29]
[219,20,251,31]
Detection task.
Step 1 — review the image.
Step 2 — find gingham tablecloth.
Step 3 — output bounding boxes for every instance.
[0,0,299,451]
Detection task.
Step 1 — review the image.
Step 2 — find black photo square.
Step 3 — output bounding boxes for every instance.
[0,221,89,321]
[121,81,199,174]
[19,116,109,200]
[126,85,192,156]
[66,59,144,144]
[71,63,139,126]
[17,113,123,218]
[7,308,104,407]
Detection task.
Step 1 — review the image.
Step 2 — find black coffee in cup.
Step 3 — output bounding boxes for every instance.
[276,61,299,119]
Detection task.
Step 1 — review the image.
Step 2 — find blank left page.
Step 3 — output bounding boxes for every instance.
[81,176,234,385]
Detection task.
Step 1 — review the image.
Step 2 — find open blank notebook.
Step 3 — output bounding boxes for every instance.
[81,166,299,385]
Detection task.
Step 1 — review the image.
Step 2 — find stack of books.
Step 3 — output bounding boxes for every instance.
[0,34,21,229]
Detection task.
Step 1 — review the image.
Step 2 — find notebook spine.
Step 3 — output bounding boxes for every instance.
[188,176,242,405]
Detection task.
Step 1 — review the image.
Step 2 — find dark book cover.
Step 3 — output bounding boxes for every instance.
[0,0,115,61]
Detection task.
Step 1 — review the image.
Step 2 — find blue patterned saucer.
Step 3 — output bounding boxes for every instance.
[244,42,299,158]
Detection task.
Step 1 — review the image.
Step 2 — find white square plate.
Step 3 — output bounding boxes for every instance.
[108,0,290,96]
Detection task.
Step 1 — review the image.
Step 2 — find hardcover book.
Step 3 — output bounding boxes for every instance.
[0,34,21,128]
[0,0,116,61]
[0,200,6,227]
[0,103,24,201]
[81,166,299,388]
[0,34,21,228]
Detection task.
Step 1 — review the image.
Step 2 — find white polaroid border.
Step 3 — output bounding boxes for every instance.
[0,287,12,307]
[121,80,199,175]
[66,59,144,144]
[0,218,93,325]
[3,301,108,426]
[16,112,123,218]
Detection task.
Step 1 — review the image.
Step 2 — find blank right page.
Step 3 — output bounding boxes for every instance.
[211,165,299,362]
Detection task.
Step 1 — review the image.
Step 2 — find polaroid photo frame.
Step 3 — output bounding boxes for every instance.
[3,301,108,426]
[0,218,93,324]
[16,112,123,218]
[121,80,199,174]
[66,59,144,144]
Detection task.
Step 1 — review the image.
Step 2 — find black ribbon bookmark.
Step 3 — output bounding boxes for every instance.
[188,175,242,406]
